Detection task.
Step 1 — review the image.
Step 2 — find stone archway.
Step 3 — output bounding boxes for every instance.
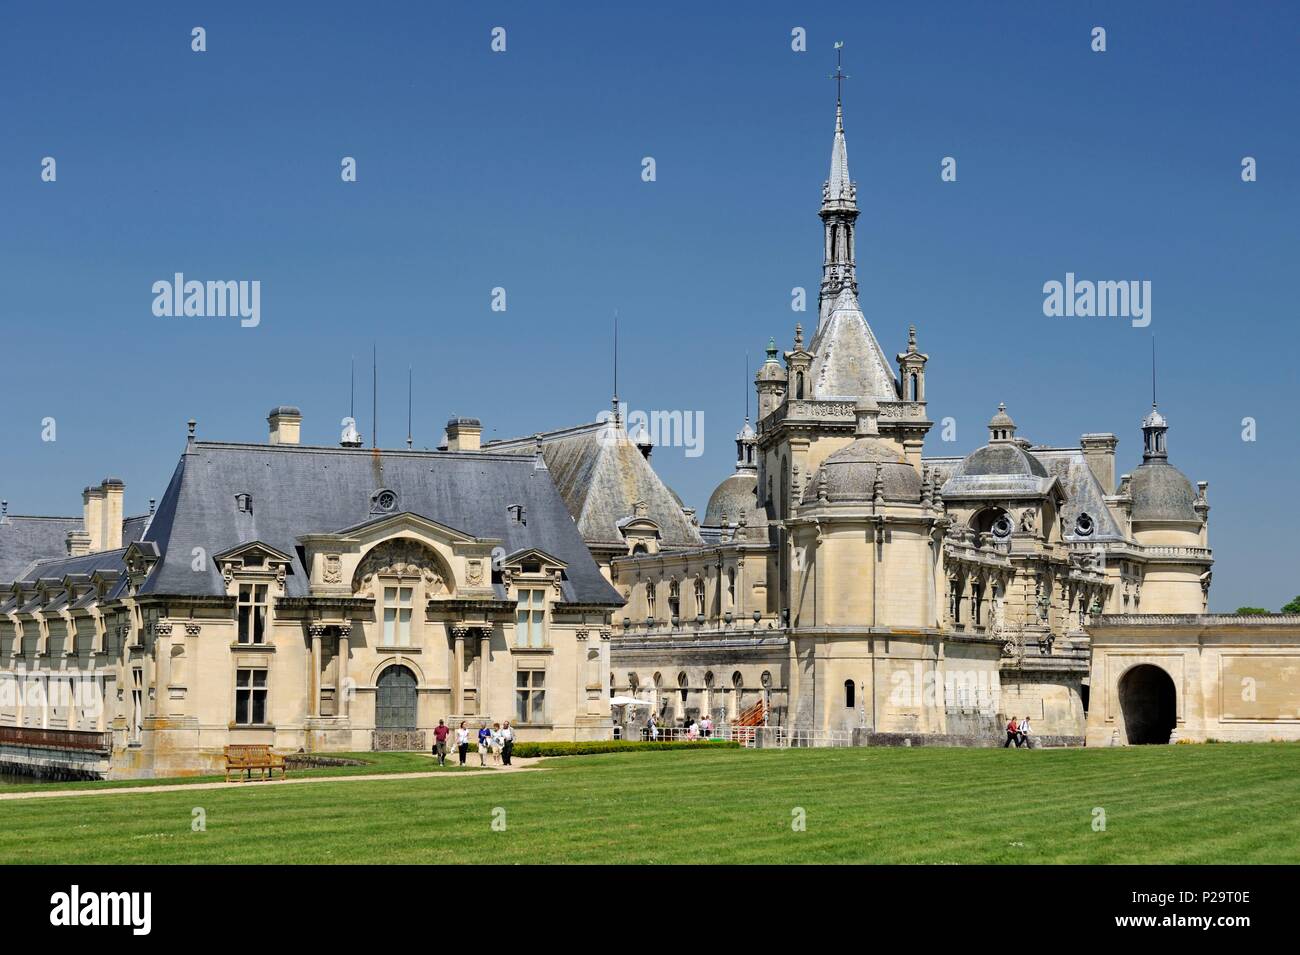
[1118,664,1176,744]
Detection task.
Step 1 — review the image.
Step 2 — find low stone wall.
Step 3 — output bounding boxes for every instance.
[0,743,110,780]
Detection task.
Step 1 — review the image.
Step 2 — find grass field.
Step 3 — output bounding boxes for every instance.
[1,743,1296,864]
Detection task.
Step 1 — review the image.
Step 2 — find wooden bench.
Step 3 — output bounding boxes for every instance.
[224,744,288,782]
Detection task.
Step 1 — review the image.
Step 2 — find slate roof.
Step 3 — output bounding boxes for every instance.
[0,512,153,587]
[1030,448,1126,542]
[0,516,81,583]
[137,442,621,605]
[12,548,131,588]
[485,421,703,551]
[808,284,899,402]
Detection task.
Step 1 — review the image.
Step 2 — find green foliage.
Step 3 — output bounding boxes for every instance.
[1282,596,1300,615]
[509,739,739,758]
[1235,606,1270,616]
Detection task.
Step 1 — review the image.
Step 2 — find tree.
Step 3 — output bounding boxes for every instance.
[1282,596,1300,615]
[1235,607,1270,616]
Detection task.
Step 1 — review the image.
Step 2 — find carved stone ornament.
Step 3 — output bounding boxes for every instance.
[466,559,484,586]
[323,554,343,585]
[353,538,447,597]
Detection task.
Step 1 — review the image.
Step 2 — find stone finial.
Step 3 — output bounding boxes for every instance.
[817,470,829,504]
[794,323,804,350]
[907,325,917,353]
[921,467,933,508]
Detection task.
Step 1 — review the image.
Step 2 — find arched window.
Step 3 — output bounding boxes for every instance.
[796,372,805,399]
[844,679,855,709]
[909,373,919,401]
[668,580,681,619]
[376,665,418,730]
[694,577,705,616]
[646,581,657,620]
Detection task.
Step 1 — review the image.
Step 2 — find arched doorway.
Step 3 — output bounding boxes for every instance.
[376,665,418,730]
[1118,664,1176,744]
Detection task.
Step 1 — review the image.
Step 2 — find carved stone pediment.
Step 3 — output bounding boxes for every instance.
[353,538,449,597]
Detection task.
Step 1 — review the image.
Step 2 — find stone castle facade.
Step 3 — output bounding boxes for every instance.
[1,92,1295,780]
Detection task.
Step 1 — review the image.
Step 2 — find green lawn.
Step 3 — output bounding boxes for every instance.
[0,751,469,794]
[1,743,1296,863]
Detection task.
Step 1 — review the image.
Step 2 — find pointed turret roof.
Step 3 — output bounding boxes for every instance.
[826,104,852,205]
[808,284,898,401]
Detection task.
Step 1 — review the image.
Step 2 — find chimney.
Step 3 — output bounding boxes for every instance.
[66,529,92,557]
[1080,434,1118,495]
[268,406,303,445]
[82,485,105,552]
[446,417,482,452]
[101,478,124,550]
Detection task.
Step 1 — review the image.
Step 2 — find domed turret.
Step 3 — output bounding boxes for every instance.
[1130,405,1198,523]
[801,397,921,504]
[704,415,765,528]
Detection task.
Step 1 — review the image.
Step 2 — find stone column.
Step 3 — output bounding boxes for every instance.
[575,630,589,723]
[451,627,467,716]
[308,625,325,718]
[337,625,351,718]
[155,622,173,718]
[478,628,491,719]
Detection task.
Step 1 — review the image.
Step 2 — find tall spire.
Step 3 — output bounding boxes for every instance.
[820,41,858,323]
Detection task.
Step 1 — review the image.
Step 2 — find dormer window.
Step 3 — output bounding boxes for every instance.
[371,489,398,513]
[237,583,268,644]
[515,588,545,648]
[235,493,253,514]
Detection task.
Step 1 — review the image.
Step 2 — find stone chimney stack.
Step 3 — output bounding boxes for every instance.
[82,485,105,552]
[268,406,303,445]
[101,478,124,550]
[66,529,92,557]
[446,417,482,452]
[1080,433,1119,495]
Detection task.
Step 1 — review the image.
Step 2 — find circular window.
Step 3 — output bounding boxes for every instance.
[991,515,1013,538]
[1075,512,1095,537]
[373,489,397,512]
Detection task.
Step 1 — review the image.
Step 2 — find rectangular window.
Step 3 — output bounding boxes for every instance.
[515,589,545,648]
[130,667,143,743]
[646,583,656,620]
[383,585,413,646]
[515,669,545,723]
[235,668,268,725]
[237,583,269,644]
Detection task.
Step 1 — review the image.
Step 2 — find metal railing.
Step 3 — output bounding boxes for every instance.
[0,725,112,754]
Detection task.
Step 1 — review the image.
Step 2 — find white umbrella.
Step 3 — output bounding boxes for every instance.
[610,695,653,707]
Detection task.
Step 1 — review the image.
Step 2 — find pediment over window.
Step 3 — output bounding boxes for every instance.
[214,540,294,590]
[352,537,452,598]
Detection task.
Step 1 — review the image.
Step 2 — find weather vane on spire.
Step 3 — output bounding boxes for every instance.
[831,41,849,106]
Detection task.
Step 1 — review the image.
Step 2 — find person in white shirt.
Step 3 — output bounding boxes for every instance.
[455,722,470,766]
[501,721,516,766]
[1018,716,1033,749]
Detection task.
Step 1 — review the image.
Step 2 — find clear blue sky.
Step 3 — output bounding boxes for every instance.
[2,1,1296,611]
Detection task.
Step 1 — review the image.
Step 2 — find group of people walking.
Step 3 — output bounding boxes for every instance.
[1003,716,1034,748]
[432,719,515,767]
